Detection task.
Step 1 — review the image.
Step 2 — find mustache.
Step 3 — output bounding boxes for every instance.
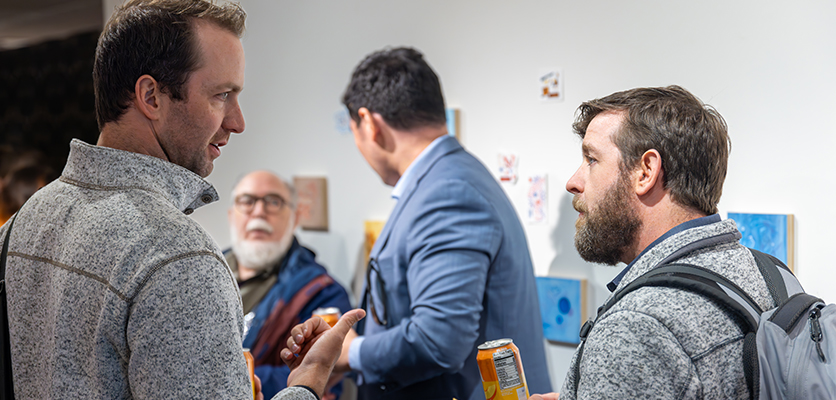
[245,218,274,234]
[572,196,587,213]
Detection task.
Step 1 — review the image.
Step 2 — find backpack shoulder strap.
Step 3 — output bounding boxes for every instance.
[572,262,762,394]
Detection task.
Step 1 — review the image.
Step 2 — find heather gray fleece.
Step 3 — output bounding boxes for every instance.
[560,218,774,399]
[0,140,252,399]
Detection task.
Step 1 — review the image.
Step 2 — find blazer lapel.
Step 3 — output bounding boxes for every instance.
[369,136,464,258]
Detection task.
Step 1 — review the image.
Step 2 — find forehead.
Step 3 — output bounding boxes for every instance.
[582,110,624,156]
[234,173,288,197]
[188,20,245,93]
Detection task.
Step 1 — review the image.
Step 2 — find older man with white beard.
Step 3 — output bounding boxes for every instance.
[225,170,351,400]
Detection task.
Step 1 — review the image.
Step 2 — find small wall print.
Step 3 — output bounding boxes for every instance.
[526,174,548,224]
[497,153,519,184]
[539,69,564,102]
[293,176,329,231]
[728,212,794,271]
[536,276,587,345]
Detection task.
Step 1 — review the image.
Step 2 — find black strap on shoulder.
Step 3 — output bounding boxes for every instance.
[1,215,17,399]
[572,261,766,397]
[749,248,790,306]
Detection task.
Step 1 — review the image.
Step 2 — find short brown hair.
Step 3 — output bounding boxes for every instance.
[93,0,246,129]
[573,86,730,215]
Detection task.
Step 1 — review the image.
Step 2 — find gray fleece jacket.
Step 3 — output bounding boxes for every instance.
[0,140,252,399]
[560,217,774,399]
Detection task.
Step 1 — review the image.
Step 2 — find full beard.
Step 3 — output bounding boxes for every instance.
[230,216,296,272]
[572,175,642,266]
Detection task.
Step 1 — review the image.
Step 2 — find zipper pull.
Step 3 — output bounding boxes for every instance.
[810,307,826,363]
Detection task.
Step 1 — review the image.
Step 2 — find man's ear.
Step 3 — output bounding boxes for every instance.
[635,149,663,196]
[134,74,163,121]
[357,107,387,149]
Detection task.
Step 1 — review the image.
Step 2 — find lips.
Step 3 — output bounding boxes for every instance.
[209,139,227,158]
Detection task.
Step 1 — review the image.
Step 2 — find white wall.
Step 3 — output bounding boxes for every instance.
[189,0,836,391]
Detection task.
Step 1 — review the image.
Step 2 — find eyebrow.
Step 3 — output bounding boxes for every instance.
[581,142,598,157]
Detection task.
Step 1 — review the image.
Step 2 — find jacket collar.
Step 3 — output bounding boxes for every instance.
[369,135,463,258]
[60,139,219,214]
[613,217,741,293]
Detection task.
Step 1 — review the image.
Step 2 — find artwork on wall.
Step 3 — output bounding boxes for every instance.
[497,153,519,184]
[526,174,548,224]
[536,276,587,345]
[446,108,460,140]
[539,69,564,102]
[293,176,329,231]
[728,212,794,271]
[363,220,385,264]
[334,108,351,135]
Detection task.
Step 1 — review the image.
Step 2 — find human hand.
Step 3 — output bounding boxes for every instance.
[333,326,357,374]
[280,309,366,396]
[528,393,559,400]
[253,373,264,400]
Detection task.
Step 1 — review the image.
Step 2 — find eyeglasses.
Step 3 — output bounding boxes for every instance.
[365,258,388,326]
[234,194,288,215]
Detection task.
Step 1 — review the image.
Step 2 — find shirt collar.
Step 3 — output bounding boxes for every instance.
[391,135,449,200]
[607,213,722,292]
[60,139,219,214]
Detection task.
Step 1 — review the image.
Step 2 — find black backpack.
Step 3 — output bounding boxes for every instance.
[573,249,836,399]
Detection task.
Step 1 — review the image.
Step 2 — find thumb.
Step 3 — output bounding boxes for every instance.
[330,309,366,337]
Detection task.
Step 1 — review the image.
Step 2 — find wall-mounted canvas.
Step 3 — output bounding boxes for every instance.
[728,212,794,271]
[293,176,329,231]
[446,108,460,140]
[536,276,587,345]
[364,220,385,264]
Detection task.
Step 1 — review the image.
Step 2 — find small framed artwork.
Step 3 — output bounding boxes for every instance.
[363,220,385,263]
[728,212,794,271]
[536,276,587,345]
[446,108,460,140]
[293,176,329,231]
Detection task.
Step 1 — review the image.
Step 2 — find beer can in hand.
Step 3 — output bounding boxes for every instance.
[312,307,341,327]
[476,339,529,400]
[243,348,256,400]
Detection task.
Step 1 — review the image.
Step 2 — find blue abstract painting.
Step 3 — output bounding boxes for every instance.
[728,213,793,269]
[536,277,586,345]
[446,108,459,139]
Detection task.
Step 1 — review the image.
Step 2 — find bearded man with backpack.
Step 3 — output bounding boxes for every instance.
[534,85,774,399]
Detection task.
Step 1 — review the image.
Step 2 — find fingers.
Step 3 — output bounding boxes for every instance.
[529,393,559,400]
[330,309,366,338]
[253,374,264,400]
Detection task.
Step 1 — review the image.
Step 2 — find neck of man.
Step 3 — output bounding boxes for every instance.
[97,112,169,161]
[389,126,448,184]
[623,197,707,264]
[238,264,266,282]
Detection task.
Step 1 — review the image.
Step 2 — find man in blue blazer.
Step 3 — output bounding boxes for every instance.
[334,47,552,400]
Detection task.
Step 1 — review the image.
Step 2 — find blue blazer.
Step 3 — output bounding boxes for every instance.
[358,136,551,400]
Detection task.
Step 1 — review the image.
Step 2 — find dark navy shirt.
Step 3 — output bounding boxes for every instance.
[607,214,722,292]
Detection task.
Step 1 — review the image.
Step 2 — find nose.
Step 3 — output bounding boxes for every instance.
[225,98,245,134]
[250,198,268,217]
[566,165,583,195]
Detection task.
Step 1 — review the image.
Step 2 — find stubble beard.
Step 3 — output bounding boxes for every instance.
[573,174,642,266]
[163,100,214,178]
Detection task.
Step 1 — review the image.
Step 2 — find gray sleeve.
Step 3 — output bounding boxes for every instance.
[126,254,252,399]
[568,309,699,399]
[270,386,318,400]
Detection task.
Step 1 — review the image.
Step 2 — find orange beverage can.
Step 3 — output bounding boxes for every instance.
[476,339,529,400]
[312,307,341,327]
[243,348,256,400]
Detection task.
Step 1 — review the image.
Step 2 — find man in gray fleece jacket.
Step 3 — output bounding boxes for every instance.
[0,0,262,398]
[532,86,773,400]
